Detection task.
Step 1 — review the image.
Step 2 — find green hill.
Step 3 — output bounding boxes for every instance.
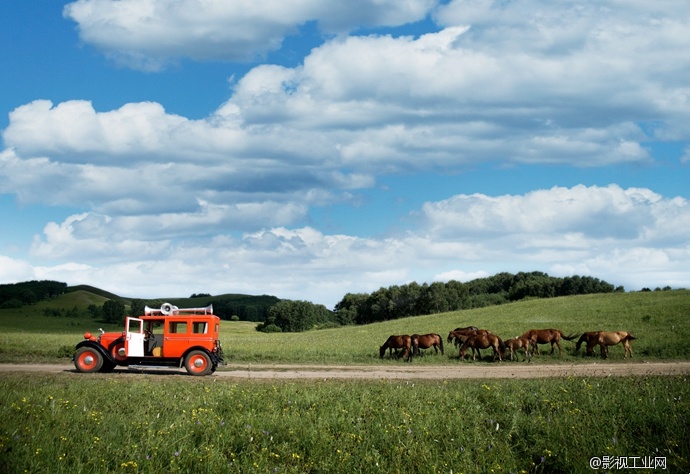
[0,288,687,363]
[220,289,690,364]
[65,285,126,303]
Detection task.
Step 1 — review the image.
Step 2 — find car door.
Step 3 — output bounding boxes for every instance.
[125,317,145,357]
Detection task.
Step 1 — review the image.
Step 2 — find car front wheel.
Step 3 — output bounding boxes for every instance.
[74,347,104,373]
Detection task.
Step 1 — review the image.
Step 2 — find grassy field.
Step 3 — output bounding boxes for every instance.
[0,289,688,364]
[221,290,690,364]
[0,372,688,473]
[0,289,688,472]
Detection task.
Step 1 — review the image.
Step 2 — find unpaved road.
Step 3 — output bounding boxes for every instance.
[1,361,689,379]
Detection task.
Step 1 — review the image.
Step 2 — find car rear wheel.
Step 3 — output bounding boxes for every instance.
[184,350,212,376]
[74,347,104,373]
[110,340,127,363]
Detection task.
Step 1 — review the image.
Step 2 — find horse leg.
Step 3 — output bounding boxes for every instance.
[624,340,632,358]
[493,344,502,362]
[556,340,562,356]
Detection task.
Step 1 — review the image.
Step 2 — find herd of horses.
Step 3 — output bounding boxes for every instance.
[379,326,636,362]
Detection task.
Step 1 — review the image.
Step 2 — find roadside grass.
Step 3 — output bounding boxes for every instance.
[0,372,687,473]
[0,290,688,364]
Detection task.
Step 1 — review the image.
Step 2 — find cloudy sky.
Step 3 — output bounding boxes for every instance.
[1,0,689,308]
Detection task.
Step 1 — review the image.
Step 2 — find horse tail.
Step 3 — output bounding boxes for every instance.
[625,334,636,341]
[562,331,579,341]
[439,336,444,355]
[498,336,505,351]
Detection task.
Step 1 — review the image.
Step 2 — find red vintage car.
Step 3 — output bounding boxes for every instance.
[74,303,224,376]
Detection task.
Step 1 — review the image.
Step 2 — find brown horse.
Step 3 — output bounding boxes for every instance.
[586,331,636,358]
[447,328,491,359]
[379,335,414,362]
[412,333,444,356]
[575,331,601,356]
[503,337,532,361]
[520,328,578,355]
[459,333,504,362]
[447,328,491,346]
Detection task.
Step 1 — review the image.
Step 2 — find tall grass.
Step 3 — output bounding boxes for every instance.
[0,373,687,473]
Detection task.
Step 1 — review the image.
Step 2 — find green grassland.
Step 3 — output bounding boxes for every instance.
[1,289,689,473]
[0,289,689,364]
[0,373,688,473]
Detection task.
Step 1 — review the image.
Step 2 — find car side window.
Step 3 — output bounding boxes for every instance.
[192,322,208,334]
[169,321,188,334]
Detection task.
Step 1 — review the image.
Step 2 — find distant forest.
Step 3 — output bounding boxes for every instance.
[0,272,639,332]
[0,280,67,309]
[130,295,281,323]
[333,272,624,325]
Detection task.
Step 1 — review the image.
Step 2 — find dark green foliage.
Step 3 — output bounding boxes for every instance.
[102,299,125,324]
[258,323,282,333]
[87,304,102,319]
[262,300,333,332]
[0,280,67,307]
[209,295,281,322]
[128,298,148,317]
[334,272,621,325]
[42,306,81,318]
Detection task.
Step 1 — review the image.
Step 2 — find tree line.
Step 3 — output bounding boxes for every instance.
[0,272,626,332]
[333,272,623,326]
[0,280,67,309]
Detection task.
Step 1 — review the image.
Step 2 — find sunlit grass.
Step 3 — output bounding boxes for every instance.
[0,290,688,364]
[0,373,687,473]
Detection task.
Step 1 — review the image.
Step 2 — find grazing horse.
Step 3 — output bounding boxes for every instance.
[447,328,490,346]
[575,331,601,356]
[587,331,636,359]
[448,328,491,359]
[379,335,414,362]
[520,328,578,355]
[503,337,532,361]
[412,333,444,356]
[459,333,504,362]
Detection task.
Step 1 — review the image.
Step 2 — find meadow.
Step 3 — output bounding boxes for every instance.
[0,372,688,473]
[1,289,688,364]
[0,289,688,472]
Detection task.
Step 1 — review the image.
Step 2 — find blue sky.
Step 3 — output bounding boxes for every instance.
[2,0,689,308]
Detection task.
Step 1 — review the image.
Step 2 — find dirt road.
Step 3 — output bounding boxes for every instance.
[1,361,689,379]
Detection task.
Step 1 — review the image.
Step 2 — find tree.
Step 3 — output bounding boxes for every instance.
[129,299,146,317]
[267,300,333,332]
[102,300,125,324]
